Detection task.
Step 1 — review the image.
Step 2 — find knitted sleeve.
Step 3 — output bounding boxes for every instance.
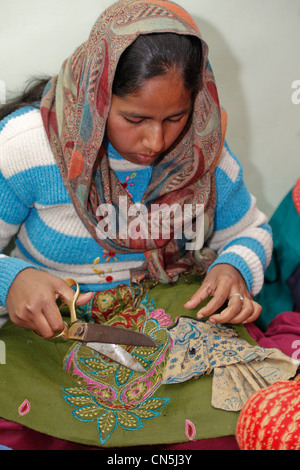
[207,142,273,296]
[0,108,40,307]
[0,171,38,306]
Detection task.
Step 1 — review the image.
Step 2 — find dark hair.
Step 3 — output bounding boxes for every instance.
[0,76,50,121]
[112,33,203,98]
[0,34,203,121]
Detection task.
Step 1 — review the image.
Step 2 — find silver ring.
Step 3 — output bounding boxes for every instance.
[229,293,244,301]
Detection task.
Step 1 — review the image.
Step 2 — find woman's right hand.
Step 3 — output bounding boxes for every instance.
[6,268,93,338]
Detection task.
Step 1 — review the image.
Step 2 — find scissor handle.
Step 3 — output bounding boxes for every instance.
[49,321,69,339]
[34,279,80,340]
[61,278,80,324]
[33,320,69,339]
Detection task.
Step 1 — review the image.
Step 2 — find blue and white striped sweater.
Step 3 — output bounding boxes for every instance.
[0,106,272,306]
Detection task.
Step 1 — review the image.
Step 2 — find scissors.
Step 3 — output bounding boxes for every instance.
[53,278,157,372]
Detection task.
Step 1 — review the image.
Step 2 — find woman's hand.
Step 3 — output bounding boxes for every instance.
[6,268,93,338]
[184,264,262,324]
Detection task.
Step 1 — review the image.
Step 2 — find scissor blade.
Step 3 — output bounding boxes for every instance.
[86,341,146,372]
[69,322,157,347]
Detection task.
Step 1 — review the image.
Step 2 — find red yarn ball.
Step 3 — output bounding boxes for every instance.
[236,380,300,450]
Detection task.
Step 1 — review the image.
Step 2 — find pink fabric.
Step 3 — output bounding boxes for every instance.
[246,311,300,359]
[0,418,239,450]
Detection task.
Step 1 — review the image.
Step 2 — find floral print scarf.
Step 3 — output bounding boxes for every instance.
[41,0,226,283]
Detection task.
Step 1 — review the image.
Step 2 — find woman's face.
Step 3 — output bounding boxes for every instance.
[105,70,192,165]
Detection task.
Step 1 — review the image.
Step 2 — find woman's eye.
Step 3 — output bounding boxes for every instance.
[124,117,144,125]
[167,117,182,123]
[123,115,185,125]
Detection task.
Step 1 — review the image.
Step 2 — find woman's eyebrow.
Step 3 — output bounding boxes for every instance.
[122,107,191,120]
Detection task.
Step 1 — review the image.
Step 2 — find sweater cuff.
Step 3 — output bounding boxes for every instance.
[0,255,38,307]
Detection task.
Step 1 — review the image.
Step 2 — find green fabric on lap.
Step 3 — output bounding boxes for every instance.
[0,275,256,447]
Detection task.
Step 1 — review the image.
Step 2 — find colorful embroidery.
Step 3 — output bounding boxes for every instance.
[102,250,118,262]
[18,399,30,416]
[91,285,157,327]
[121,173,136,198]
[93,258,118,282]
[185,419,196,440]
[92,254,117,283]
[62,285,173,444]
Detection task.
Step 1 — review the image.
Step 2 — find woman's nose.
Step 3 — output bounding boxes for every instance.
[143,124,165,154]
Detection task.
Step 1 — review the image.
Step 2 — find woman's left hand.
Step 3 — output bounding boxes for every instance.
[184,263,262,324]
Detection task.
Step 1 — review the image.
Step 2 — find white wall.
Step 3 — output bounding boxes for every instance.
[1,0,299,217]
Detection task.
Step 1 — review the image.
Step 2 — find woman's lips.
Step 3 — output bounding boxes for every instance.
[135,153,159,164]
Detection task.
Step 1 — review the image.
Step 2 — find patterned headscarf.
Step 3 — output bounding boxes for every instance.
[41,0,226,283]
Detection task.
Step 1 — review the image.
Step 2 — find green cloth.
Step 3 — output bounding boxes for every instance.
[0,276,256,448]
[255,190,300,330]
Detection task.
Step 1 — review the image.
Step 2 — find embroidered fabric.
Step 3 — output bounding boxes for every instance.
[63,284,173,445]
[163,317,299,411]
[0,277,297,447]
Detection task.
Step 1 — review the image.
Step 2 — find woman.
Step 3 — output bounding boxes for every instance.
[0,0,271,337]
[0,0,277,450]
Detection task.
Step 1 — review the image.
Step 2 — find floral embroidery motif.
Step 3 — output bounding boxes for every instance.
[62,285,173,444]
[102,250,118,262]
[62,384,168,444]
[18,399,31,416]
[185,419,196,440]
[92,254,117,284]
[121,173,136,198]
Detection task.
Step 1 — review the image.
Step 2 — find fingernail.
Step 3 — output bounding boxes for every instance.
[209,317,216,323]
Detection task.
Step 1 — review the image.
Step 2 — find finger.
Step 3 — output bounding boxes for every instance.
[9,313,33,331]
[242,301,262,324]
[32,311,62,338]
[15,300,62,338]
[195,283,229,318]
[56,279,79,303]
[208,295,250,324]
[9,300,57,337]
[76,291,94,306]
[56,280,93,306]
[184,282,215,309]
[209,296,256,324]
[41,301,65,337]
[229,298,261,324]
[196,295,228,319]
